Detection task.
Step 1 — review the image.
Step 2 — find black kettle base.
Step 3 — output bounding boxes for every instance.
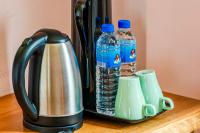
[24,120,83,133]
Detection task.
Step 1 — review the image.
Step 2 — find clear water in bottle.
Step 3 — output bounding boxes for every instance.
[96,24,121,116]
[117,20,136,76]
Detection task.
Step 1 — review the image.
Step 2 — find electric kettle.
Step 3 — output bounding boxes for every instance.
[12,29,83,133]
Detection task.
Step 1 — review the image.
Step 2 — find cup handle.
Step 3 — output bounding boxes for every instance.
[161,97,174,110]
[143,104,156,117]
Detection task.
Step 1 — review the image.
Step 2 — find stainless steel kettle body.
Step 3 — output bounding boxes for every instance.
[12,29,83,133]
[39,40,82,117]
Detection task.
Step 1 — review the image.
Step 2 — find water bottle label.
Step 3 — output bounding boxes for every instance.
[96,45,121,68]
[120,40,136,63]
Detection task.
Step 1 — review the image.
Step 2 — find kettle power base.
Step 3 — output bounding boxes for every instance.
[23,120,83,133]
[84,109,166,124]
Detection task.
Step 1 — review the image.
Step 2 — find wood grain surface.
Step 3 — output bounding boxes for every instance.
[0,93,200,133]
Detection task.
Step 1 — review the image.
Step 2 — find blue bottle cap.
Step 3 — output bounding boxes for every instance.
[118,20,131,28]
[101,24,114,33]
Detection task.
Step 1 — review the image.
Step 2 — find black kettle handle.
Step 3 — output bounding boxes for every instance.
[12,32,47,120]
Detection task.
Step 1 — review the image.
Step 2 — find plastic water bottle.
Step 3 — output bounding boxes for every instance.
[96,24,121,116]
[117,20,136,76]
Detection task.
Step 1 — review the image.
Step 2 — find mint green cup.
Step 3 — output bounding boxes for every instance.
[135,70,174,114]
[115,76,156,120]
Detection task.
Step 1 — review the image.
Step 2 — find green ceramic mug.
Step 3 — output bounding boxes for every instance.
[135,70,174,114]
[115,76,156,120]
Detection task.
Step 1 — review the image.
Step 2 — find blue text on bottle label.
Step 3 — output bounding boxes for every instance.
[120,40,136,63]
[96,45,121,68]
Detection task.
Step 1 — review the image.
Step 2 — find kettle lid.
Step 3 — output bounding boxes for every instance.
[34,29,69,44]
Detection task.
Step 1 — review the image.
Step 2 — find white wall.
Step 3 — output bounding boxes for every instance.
[146,0,200,100]
[0,0,71,96]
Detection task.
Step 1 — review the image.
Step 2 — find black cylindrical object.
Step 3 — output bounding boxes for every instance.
[72,0,112,111]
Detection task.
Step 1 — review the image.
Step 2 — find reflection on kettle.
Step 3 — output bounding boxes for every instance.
[12,29,83,133]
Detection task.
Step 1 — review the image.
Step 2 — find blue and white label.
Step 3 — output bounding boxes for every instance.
[120,40,136,63]
[96,45,121,68]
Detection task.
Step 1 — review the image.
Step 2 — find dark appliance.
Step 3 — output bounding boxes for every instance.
[72,0,112,114]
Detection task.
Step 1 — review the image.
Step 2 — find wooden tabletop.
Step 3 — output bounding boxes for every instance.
[1,93,200,133]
